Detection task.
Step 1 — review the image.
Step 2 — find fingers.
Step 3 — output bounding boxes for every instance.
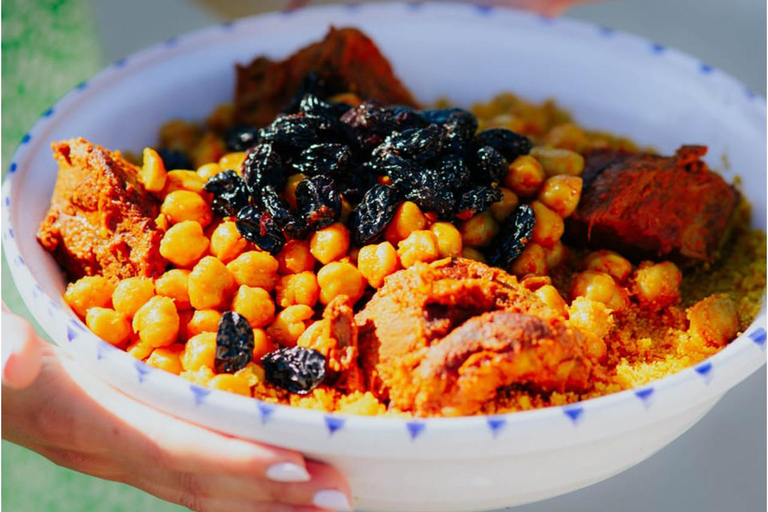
[2,311,42,389]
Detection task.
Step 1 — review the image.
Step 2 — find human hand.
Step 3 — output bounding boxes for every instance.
[1,310,353,512]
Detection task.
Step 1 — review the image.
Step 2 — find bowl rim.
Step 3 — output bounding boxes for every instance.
[3,1,766,439]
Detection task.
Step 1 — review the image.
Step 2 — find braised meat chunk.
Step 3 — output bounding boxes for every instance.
[234,27,418,127]
[356,258,596,416]
[567,145,739,265]
[37,138,166,281]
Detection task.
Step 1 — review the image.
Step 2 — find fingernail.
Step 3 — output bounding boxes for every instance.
[313,489,353,511]
[266,462,311,482]
[2,314,27,370]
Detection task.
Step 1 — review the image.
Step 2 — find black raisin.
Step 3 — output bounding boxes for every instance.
[262,346,326,395]
[375,124,444,164]
[341,101,425,152]
[236,206,286,254]
[157,148,193,171]
[371,150,419,188]
[474,128,532,161]
[214,311,254,374]
[436,153,471,190]
[295,175,341,230]
[419,108,474,126]
[472,146,508,184]
[485,204,536,269]
[242,142,286,194]
[337,161,378,204]
[203,170,250,217]
[443,110,479,155]
[456,186,503,220]
[293,143,351,177]
[224,124,260,152]
[283,71,333,113]
[298,94,353,121]
[349,184,400,246]
[259,114,339,152]
[261,186,308,239]
[404,170,456,219]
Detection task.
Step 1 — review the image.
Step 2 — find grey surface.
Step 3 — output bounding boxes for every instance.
[90,1,766,511]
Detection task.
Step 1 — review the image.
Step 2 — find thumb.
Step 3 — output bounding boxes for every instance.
[2,310,43,389]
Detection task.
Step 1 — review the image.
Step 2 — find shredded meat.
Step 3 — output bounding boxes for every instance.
[355,259,595,416]
[37,138,166,281]
[567,145,739,265]
[234,27,418,127]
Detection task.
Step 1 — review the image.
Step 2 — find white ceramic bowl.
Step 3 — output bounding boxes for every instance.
[3,3,766,511]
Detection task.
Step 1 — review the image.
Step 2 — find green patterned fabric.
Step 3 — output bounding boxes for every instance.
[2,1,183,510]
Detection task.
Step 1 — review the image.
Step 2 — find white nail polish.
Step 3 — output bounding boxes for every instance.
[313,489,353,511]
[2,314,26,369]
[266,462,311,482]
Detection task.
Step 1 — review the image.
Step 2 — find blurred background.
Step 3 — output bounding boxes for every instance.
[2,0,765,511]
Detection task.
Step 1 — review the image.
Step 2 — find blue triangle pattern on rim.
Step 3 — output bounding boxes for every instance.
[190,385,211,405]
[134,361,152,383]
[695,361,712,376]
[749,327,766,348]
[257,402,275,424]
[487,417,506,437]
[406,421,426,440]
[325,416,345,436]
[96,341,116,360]
[635,387,654,401]
[66,325,78,342]
[563,406,583,425]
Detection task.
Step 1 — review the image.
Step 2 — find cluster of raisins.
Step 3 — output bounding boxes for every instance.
[206,92,536,263]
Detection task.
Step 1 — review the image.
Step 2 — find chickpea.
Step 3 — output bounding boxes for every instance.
[571,270,629,312]
[543,123,589,152]
[568,296,613,340]
[192,132,227,169]
[310,223,350,264]
[154,213,170,231]
[585,250,633,284]
[146,345,184,375]
[276,272,320,308]
[267,305,315,347]
[317,262,365,305]
[112,277,154,318]
[633,261,682,309]
[132,296,180,348]
[161,190,212,227]
[126,338,153,361]
[86,308,132,347]
[64,276,115,318]
[206,103,235,132]
[159,220,209,268]
[232,285,275,328]
[688,295,739,347]
[160,170,205,196]
[461,246,487,263]
[544,240,566,269]
[530,147,584,177]
[218,151,247,172]
[385,201,427,245]
[538,175,582,218]
[154,269,191,310]
[208,374,251,397]
[489,187,520,222]
[252,328,276,360]
[186,309,222,338]
[226,251,279,291]
[358,242,401,288]
[140,147,167,193]
[160,119,201,153]
[531,201,565,248]
[284,173,308,209]
[459,212,499,248]
[429,222,463,259]
[197,162,223,181]
[397,230,440,268]
[510,243,548,277]
[504,155,546,196]
[188,256,237,310]
[181,332,217,371]
[534,285,567,317]
[210,221,248,263]
[277,240,316,275]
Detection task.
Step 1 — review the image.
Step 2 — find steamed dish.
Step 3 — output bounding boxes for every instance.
[37,28,766,417]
